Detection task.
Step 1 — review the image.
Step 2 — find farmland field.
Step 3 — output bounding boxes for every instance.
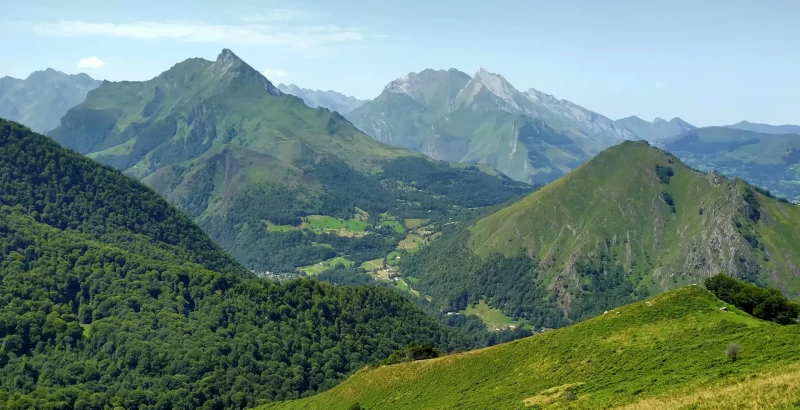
[303,215,370,231]
[360,258,384,271]
[464,299,524,331]
[404,218,428,229]
[298,256,354,276]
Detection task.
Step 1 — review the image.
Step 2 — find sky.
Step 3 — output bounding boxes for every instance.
[1,0,798,126]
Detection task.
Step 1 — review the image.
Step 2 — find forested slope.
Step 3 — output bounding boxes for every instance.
[0,119,471,409]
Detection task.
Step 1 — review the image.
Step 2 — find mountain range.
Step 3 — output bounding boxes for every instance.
[0,68,100,133]
[49,49,530,274]
[346,68,634,184]
[614,115,697,142]
[726,120,800,135]
[661,127,800,201]
[276,83,364,114]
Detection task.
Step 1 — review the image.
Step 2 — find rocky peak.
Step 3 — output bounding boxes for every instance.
[211,49,282,96]
[383,74,412,94]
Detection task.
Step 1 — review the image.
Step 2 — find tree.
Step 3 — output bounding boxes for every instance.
[726,343,741,362]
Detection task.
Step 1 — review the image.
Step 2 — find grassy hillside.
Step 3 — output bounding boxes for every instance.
[49,50,531,273]
[662,126,800,201]
[400,141,800,329]
[471,141,799,292]
[0,119,474,409]
[263,286,800,410]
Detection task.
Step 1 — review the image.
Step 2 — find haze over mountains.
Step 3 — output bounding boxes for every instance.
[277,68,800,198]
[0,68,100,133]
[345,67,633,184]
[614,115,697,142]
[726,120,800,135]
[276,84,364,114]
[2,58,798,200]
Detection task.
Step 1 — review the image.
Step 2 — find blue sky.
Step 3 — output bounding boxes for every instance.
[1,0,798,126]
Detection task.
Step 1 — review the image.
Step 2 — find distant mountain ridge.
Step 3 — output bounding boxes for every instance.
[277,83,364,114]
[0,68,100,133]
[661,126,800,201]
[726,120,800,135]
[348,67,633,184]
[614,115,696,142]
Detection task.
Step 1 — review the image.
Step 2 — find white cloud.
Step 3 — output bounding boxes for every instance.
[262,68,287,78]
[241,8,301,23]
[33,20,369,48]
[77,56,105,68]
[655,81,666,89]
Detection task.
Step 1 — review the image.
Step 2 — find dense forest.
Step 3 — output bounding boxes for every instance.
[0,119,242,275]
[0,120,473,409]
[402,230,569,329]
[402,228,651,328]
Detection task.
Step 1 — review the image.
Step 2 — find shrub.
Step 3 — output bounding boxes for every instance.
[662,191,676,213]
[726,343,741,362]
[382,343,443,365]
[655,165,674,184]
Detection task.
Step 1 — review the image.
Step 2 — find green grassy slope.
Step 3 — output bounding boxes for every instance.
[262,286,800,410]
[662,126,800,201]
[400,141,800,329]
[470,141,799,295]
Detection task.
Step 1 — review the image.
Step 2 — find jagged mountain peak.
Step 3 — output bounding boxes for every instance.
[384,74,412,94]
[206,48,282,96]
[473,68,517,93]
[216,48,241,63]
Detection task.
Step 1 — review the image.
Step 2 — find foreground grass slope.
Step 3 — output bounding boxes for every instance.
[263,286,800,410]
